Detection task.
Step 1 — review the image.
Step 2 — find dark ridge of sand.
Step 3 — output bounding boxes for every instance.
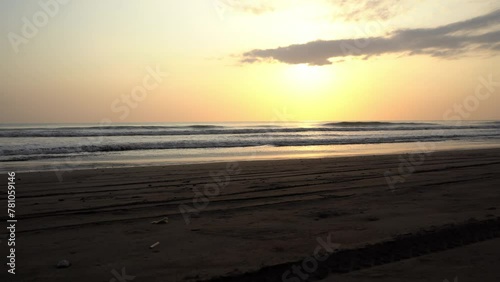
[205,217,500,281]
[1,148,500,281]
[320,238,500,282]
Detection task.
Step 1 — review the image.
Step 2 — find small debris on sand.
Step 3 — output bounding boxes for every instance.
[151,217,169,224]
[56,260,71,269]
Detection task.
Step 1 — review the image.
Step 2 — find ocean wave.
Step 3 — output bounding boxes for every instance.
[0,124,224,131]
[0,153,97,162]
[186,125,224,129]
[0,124,498,138]
[2,133,499,160]
[322,121,437,127]
[481,121,500,125]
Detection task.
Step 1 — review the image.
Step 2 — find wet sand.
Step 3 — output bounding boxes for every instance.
[2,148,500,281]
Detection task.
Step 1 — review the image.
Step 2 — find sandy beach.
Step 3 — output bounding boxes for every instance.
[3,1,500,281]
[3,147,500,281]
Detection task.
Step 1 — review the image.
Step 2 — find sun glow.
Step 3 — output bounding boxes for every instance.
[282,64,334,96]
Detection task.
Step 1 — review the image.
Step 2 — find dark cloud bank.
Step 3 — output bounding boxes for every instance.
[241,9,500,65]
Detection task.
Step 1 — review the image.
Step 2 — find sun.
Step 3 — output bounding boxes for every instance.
[284,64,332,92]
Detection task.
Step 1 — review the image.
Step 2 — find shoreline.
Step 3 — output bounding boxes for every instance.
[4,140,500,174]
[9,147,500,281]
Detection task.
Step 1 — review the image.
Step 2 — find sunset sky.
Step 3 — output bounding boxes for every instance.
[1,0,499,123]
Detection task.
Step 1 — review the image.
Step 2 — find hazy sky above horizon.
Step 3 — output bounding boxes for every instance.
[1,0,499,123]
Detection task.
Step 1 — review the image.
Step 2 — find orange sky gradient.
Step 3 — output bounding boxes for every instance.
[1,0,499,123]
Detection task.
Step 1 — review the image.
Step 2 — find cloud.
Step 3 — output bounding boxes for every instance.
[215,0,409,19]
[240,9,500,65]
[329,0,406,21]
[215,0,274,15]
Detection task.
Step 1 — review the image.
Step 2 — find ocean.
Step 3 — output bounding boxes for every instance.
[1,121,499,172]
